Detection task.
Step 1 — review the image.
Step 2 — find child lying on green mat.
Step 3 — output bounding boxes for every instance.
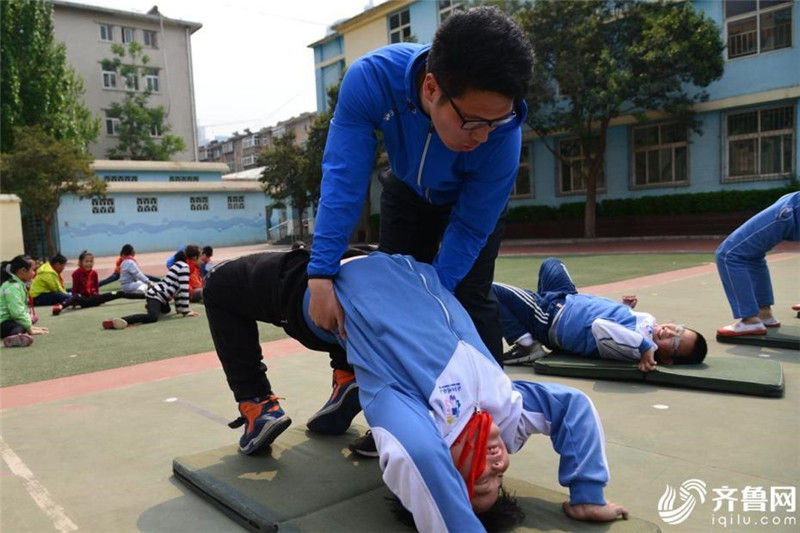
[493,257,707,373]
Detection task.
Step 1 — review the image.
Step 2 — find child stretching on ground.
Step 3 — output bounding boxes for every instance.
[98,244,161,288]
[102,245,200,330]
[52,251,125,315]
[1,256,49,347]
[119,245,154,297]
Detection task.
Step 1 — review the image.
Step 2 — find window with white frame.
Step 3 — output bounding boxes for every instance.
[242,154,257,167]
[105,115,120,135]
[726,105,795,181]
[512,143,533,198]
[189,196,209,211]
[136,197,158,213]
[150,124,161,137]
[121,26,135,44]
[725,1,792,59]
[558,137,606,195]
[91,198,115,214]
[227,195,245,210]
[104,175,137,182]
[199,149,208,160]
[632,123,689,187]
[99,24,113,42]
[102,69,117,89]
[143,29,158,48]
[242,136,255,149]
[169,175,199,182]
[389,9,411,43]
[438,1,463,23]
[145,68,159,92]
[223,142,234,153]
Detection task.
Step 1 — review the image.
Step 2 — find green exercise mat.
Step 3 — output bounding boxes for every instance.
[173,425,660,532]
[715,325,800,350]
[533,355,784,397]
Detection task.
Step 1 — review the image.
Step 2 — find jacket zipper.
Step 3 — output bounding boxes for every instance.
[416,125,433,200]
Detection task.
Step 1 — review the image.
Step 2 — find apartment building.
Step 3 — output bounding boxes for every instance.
[52,1,201,161]
[309,0,798,214]
[199,112,316,174]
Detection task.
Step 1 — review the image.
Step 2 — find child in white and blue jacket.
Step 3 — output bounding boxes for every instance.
[331,253,627,531]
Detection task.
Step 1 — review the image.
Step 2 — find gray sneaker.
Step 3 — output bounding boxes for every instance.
[502,342,548,365]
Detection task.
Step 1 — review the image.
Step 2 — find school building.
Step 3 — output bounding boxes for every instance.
[309,1,799,224]
[54,160,275,258]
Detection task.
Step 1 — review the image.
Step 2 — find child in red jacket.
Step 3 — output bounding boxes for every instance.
[53,251,123,315]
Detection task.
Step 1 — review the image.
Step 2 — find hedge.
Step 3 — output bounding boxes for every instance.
[506,186,800,223]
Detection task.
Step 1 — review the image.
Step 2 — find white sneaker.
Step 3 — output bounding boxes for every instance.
[761,317,781,328]
[717,321,767,337]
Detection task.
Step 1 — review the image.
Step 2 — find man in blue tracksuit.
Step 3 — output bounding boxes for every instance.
[206,251,628,530]
[716,191,800,336]
[307,7,534,366]
[493,258,707,373]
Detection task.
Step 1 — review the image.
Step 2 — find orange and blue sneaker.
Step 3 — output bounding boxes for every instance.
[228,395,291,455]
[306,369,361,435]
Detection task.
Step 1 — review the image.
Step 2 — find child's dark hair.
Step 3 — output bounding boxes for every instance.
[679,329,708,365]
[427,6,533,101]
[1,255,31,283]
[50,253,67,265]
[175,244,200,262]
[202,245,213,257]
[389,487,524,531]
[120,244,134,256]
[78,250,94,264]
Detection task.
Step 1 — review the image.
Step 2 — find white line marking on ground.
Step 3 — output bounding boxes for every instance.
[652,404,669,410]
[0,434,78,532]
[164,397,178,402]
[757,352,771,358]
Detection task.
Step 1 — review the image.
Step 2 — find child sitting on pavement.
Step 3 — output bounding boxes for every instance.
[1,256,49,347]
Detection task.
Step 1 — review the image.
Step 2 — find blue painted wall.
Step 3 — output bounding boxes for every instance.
[56,165,275,257]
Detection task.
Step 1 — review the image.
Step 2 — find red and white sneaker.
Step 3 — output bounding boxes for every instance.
[792,304,800,311]
[51,304,63,316]
[102,318,127,330]
[761,317,781,328]
[717,321,767,337]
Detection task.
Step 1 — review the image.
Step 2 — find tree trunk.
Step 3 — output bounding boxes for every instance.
[43,213,56,257]
[295,203,305,240]
[582,123,609,239]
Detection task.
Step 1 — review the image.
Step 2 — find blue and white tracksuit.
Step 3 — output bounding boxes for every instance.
[493,258,657,362]
[329,253,609,532]
[309,43,527,292]
[716,192,800,319]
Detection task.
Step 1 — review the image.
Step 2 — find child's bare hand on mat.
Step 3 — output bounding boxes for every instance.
[563,501,629,521]
[621,295,638,308]
[184,311,199,317]
[30,326,49,334]
[638,349,657,372]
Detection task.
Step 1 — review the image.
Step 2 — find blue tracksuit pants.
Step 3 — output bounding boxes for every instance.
[716,192,800,319]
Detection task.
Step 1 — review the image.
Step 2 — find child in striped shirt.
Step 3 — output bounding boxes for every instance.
[102,245,200,330]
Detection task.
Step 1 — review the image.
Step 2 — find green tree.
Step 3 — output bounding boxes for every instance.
[516,0,724,237]
[259,131,311,239]
[303,82,340,212]
[0,127,106,255]
[101,42,185,160]
[1,0,99,152]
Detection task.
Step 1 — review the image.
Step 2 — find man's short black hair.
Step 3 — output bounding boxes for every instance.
[389,487,525,531]
[202,245,213,256]
[427,6,533,101]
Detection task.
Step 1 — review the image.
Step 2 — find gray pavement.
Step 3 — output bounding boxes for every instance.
[1,254,798,532]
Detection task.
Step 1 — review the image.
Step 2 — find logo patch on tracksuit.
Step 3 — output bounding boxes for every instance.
[444,394,462,425]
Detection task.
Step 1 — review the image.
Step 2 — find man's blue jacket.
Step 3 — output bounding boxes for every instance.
[309,43,528,291]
